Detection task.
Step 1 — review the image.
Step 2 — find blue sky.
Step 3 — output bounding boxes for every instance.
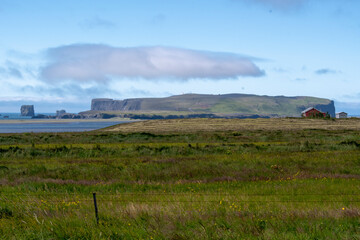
[1,0,360,113]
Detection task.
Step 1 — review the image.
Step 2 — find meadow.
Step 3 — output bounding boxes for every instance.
[0,118,360,239]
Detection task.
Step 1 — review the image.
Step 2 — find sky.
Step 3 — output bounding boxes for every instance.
[0,0,360,114]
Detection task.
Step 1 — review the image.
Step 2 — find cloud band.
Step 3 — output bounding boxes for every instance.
[41,44,264,82]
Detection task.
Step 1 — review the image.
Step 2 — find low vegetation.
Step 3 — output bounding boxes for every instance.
[106,117,360,133]
[0,118,359,239]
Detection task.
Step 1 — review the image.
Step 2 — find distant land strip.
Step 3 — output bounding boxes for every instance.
[106,118,360,133]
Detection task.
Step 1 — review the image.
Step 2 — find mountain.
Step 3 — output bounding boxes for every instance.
[90,93,335,117]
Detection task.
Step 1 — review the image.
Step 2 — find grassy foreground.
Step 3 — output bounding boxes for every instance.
[0,118,360,239]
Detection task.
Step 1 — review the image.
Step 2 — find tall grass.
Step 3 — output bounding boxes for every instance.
[0,119,360,239]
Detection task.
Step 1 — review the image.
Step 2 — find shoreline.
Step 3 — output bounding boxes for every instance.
[0,118,139,124]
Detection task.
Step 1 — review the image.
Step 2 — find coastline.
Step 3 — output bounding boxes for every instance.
[0,117,139,124]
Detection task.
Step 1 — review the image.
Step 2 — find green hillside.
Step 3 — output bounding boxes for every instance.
[90,93,335,117]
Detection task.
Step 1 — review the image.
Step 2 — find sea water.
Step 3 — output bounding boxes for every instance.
[0,113,41,120]
[0,113,132,133]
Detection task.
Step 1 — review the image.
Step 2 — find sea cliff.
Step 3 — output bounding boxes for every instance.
[90,94,335,117]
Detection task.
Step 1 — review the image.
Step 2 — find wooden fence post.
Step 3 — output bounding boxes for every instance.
[93,192,99,225]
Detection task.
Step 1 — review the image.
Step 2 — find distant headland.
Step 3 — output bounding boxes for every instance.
[25,93,335,120]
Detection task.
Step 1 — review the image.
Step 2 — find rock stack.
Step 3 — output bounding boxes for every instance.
[20,105,35,117]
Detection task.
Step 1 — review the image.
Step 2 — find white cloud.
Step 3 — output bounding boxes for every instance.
[79,16,116,29]
[240,0,309,11]
[0,61,24,79]
[315,68,338,75]
[41,44,264,82]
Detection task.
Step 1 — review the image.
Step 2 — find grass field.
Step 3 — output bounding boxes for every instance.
[0,118,360,239]
[107,117,360,132]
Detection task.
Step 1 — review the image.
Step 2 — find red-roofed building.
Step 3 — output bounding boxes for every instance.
[301,107,326,118]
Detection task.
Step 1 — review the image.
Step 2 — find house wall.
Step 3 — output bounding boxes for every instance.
[303,109,326,117]
[336,113,348,118]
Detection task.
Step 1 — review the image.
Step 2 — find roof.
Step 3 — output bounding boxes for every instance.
[302,107,315,114]
[301,107,325,114]
[336,112,347,114]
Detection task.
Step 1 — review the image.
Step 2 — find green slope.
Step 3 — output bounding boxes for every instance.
[90,93,335,117]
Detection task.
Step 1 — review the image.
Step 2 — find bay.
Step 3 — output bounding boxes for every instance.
[0,120,132,133]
